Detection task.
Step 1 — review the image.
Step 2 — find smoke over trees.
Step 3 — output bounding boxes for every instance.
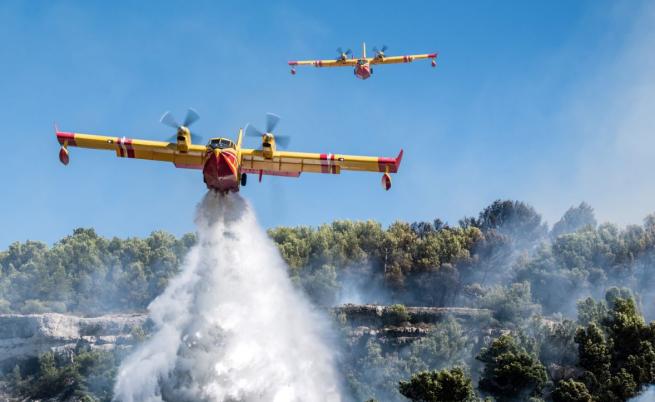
[2,199,655,400]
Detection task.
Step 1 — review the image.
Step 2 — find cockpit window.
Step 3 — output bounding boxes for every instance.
[209,138,235,149]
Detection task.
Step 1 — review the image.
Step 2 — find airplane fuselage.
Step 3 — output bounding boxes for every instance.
[202,148,240,193]
[354,61,372,80]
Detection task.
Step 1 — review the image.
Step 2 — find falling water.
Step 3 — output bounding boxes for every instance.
[113,192,342,402]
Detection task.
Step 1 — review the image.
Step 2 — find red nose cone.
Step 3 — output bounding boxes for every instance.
[59,147,69,165]
[381,173,392,191]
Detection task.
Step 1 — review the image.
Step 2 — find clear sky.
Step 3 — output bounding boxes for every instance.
[2,0,655,248]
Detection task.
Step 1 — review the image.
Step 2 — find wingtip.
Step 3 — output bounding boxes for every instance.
[396,149,404,167]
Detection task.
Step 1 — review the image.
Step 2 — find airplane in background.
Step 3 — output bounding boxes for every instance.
[288,43,438,80]
[55,109,403,193]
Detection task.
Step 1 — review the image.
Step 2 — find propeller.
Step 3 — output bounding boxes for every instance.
[336,47,352,60]
[245,113,291,149]
[373,45,388,57]
[160,108,203,143]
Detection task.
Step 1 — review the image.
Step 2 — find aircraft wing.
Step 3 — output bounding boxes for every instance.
[56,130,206,169]
[288,58,358,68]
[369,52,438,65]
[240,148,403,176]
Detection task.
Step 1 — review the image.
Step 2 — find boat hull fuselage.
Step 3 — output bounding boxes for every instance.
[203,149,240,193]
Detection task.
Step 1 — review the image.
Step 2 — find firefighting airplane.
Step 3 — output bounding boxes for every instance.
[55,110,403,192]
[288,43,438,80]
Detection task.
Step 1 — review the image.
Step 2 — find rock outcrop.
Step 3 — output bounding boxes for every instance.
[333,304,492,345]
[334,304,491,326]
[0,313,147,371]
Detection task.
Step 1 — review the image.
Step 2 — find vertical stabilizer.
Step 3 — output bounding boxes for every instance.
[236,128,243,149]
[362,42,367,59]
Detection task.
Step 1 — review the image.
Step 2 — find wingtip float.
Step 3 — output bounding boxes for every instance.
[56,110,403,193]
[288,42,438,80]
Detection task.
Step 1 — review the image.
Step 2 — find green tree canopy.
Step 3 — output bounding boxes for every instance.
[398,367,476,402]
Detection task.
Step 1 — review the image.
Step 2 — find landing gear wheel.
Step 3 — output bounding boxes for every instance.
[240,173,247,186]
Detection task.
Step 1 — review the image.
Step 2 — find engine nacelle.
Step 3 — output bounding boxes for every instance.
[59,146,69,165]
[431,59,437,67]
[381,173,392,191]
[290,68,296,75]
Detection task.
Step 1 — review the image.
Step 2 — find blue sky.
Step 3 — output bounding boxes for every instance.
[2,0,655,248]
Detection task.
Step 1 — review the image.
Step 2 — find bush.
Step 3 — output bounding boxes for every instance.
[399,367,476,402]
[385,304,411,325]
[477,335,547,401]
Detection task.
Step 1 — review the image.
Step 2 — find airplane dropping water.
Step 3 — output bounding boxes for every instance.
[288,42,438,80]
[56,109,403,193]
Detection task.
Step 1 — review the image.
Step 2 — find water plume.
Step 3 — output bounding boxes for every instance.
[113,192,341,402]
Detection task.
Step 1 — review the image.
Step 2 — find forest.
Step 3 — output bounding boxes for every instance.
[2,200,655,401]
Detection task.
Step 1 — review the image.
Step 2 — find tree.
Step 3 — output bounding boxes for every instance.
[551,202,597,238]
[478,282,540,323]
[477,335,547,401]
[552,379,593,402]
[576,297,608,326]
[398,368,476,402]
[475,200,547,244]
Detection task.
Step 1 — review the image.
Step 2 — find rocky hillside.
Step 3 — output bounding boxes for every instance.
[0,305,491,370]
[0,313,147,371]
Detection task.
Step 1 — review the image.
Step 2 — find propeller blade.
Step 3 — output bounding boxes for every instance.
[266,113,280,133]
[381,45,388,52]
[160,111,179,129]
[373,46,378,54]
[183,108,200,127]
[275,135,291,148]
[345,49,352,56]
[245,123,263,138]
[167,132,202,143]
[337,47,343,54]
[190,133,203,144]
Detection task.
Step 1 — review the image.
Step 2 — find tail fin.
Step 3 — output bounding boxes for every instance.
[236,128,243,149]
[362,42,366,59]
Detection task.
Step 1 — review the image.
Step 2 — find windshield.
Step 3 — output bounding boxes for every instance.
[209,138,234,150]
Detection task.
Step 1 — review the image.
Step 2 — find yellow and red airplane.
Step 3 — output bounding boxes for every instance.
[55,110,403,192]
[288,43,438,80]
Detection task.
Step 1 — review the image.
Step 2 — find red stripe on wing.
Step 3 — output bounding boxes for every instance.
[56,132,77,146]
[124,138,135,158]
[320,153,328,173]
[377,149,404,173]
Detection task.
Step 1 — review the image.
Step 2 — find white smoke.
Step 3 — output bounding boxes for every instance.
[113,192,342,402]
[629,385,655,402]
